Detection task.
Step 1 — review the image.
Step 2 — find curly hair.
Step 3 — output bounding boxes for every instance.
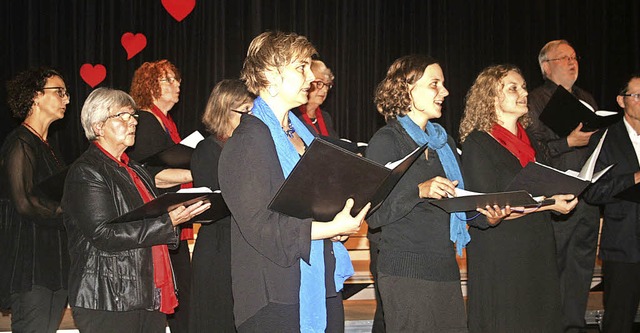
[374,55,438,120]
[202,80,254,139]
[6,67,63,120]
[130,60,181,110]
[240,31,317,95]
[459,64,531,143]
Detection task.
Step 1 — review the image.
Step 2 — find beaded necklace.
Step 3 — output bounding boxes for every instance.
[283,118,296,138]
[22,122,63,167]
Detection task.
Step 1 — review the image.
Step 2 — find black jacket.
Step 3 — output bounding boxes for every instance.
[583,120,640,262]
[62,144,179,311]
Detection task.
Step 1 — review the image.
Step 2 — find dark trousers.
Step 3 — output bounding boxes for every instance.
[10,285,67,333]
[369,241,386,333]
[72,307,166,333]
[602,260,640,333]
[237,293,344,333]
[378,273,468,333]
[552,200,599,332]
[167,239,191,333]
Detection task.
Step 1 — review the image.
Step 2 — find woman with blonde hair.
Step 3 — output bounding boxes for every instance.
[460,64,578,332]
[218,31,370,332]
[189,79,254,332]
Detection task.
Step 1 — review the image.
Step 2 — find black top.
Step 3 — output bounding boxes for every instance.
[584,120,640,262]
[297,109,339,139]
[528,80,598,171]
[127,110,178,191]
[0,126,69,309]
[365,119,460,282]
[462,130,562,332]
[219,115,318,327]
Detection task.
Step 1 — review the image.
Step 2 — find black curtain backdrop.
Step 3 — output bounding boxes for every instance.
[1,0,638,164]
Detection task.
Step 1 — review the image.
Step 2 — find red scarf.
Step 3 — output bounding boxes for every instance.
[149,104,194,240]
[94,142,178,314]
[490,122,536,167]
[299,105,329,136]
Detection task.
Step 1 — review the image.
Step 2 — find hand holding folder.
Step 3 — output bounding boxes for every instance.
[428,188,555,213]
[539,86,621,137]
[268,138,426,221]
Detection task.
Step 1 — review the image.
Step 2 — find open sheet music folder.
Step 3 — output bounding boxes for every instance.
[505,129,615,197]
[539,85,621,137]
[139,131,204,169]
[109,188,228,224]
[429,189,555,213]
[268,138,427,221]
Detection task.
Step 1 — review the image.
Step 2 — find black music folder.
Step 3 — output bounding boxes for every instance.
[109,190,228,224]
[615,183,640,203]
[37,167,69,202]
[505,130,614,197]
[268,138,427,221]
[429,190,555,213]
[539,85,621,137]
[139,131,204,169]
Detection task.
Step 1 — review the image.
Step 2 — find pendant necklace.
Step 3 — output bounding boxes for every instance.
[22,122,63,167]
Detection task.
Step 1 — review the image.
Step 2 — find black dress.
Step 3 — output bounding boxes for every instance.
[461,130,562,333]
[0,126,69,309]
[189,135,235,332]
[126,110,191,333]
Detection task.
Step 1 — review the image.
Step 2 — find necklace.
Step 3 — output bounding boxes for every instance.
[282,118,296,138]
[22,122,63,167]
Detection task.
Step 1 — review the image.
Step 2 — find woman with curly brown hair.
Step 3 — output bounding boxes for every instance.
[365,55,501,332]
[460,64,578,332]
[127,59,193,333]
[0,67,69,332]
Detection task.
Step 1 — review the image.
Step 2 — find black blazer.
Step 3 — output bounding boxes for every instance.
[583,120,640,263]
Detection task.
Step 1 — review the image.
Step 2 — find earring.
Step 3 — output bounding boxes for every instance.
[268,85,279,97]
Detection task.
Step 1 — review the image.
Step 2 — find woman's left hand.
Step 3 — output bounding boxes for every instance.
[477,204,512,226]
[169,200,212,226]
[330,235,349,242]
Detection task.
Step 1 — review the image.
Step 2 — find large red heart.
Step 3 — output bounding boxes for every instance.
[121,32,147,60]
[161,0,196,22]
[80,64,107,88]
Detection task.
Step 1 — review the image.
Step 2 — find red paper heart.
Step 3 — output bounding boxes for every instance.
[161,0,196,22]
[80,64,107,88]
[121,32,147,60]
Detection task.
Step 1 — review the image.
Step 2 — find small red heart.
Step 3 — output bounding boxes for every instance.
[80,64,107,88]
[161,0,196,22]
[121,32,147,60]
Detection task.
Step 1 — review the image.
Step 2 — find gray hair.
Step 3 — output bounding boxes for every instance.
[311,60,335,82]
[81,87,137,140]
[537,39,572,79]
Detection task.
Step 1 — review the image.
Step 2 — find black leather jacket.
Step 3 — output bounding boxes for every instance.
[62,144,179,311]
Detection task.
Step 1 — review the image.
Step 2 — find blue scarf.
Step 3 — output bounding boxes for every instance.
[252,97,354,332]
[397,115,470,255]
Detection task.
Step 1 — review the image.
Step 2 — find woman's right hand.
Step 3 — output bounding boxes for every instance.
[311,199,371,240]
[549,194,579,214]
[169,200,212,226]
[418,177,458,199]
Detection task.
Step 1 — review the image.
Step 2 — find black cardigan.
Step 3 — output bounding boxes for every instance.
[365,119,461,282]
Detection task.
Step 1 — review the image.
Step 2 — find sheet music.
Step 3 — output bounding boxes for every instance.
[385,147,421,169]
[180,130,205,149]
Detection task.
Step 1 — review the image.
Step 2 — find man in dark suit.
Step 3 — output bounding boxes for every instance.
[527,39,601,332]
[584,74,640,333]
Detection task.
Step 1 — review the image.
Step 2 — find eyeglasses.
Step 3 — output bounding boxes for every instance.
[43,87,70,99]
[231,106,252,115]
[159,77,181,85]
[544,55,580,63]
[106,111,139,121]
[311,80,333,90]
[621,93,640,102]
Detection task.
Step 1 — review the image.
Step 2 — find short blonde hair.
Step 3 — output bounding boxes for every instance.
[240,31,317,95]
[374,55,438,120]
[201,80,254,139]
[459,64,531,143]
[311,60,334,83]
